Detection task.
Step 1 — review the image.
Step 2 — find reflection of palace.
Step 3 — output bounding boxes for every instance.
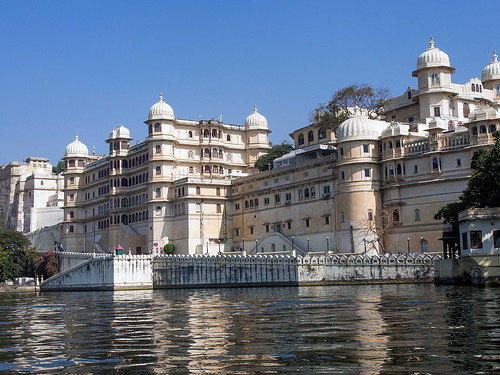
[61,39,500,255]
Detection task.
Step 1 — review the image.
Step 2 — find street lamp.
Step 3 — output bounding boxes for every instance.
[242,238,245,253]
[326,237,329,253]
[407,238,410,254]
[292,236,294,251]
[364,238,367,255]
[255,239,258,253]
[307,238,310,253]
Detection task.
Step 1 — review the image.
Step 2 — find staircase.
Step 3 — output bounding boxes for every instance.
[249,232,307,256]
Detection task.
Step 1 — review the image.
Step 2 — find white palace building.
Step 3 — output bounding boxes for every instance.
[60,38,500,256]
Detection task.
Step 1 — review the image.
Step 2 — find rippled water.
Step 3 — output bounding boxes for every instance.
[0,284,499,374]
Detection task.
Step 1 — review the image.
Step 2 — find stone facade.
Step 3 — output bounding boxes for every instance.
[61,39,500,256]
[0,157,63,232]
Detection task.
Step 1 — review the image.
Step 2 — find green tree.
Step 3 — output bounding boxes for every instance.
[163,244,175,255]
[0,230,32,281]
[254,142,294,172]
[312,84,390,133]
[435,131,500,233]
[52,160,65,174]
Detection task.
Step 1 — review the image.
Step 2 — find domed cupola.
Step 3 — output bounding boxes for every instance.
[65,134,89,157]
[336,106,388,142]
[115,124,131,139]
[481,51,500,83]
[381,122,410,138]
[148,93,174,120]
[109,128,117,139]
[245,105,268,130]
[417,37,451,70]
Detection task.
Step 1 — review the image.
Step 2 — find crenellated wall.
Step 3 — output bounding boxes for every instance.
[41,253,440,291]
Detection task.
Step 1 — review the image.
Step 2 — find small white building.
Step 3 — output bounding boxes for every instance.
[459,208,500,255]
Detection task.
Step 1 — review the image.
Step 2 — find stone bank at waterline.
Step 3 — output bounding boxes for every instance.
[40,253,439,291]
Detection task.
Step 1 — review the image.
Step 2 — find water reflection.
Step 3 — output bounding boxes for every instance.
[0,285,499,373]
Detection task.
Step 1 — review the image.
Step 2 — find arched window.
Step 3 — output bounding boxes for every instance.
[407,91,412,100]
[204,165,211,173]
[310,187,316,197]
[188,131,193,138]
[226,134,231,141]
[216,204,221,213]
[78,160,84,167]
[340,211,345,223]
[69,177,74,184]
[476,84,480,92]
[298,133,304,146]
[393,210,400,222]
[432,157,439,171]
[298,189,303,199]
[431,73,440,85]
[212,148,218,158]
[189,166,194,173]
[213,166,218,173]
[156,166,161,175]
[489,124,497,133]
[472,126,478,136]
[397,164,402,175]
[308,130,314,143]
[388,165,394,176]
[70,194,75,201]
[155,188,161,198]
[212,129,217,138]
[245,200,249,209]
[480,125,487,134]
[69,225,74,233]
[204,129,209,138]
[196,186,200,195]
[121,141,128,149]
[218,150,223,158]
[448,121,455,131]
[420,238,429,252]
[69,160,75,168]
[304,188,310,198]
[367,210,373,221]
[463,103,470,118]
[204,149,210,158]
[415,209,420,221]
[69,211,74,218]
[318,128,326,140]
[254,198,259,207]
[156,145,161,153]
[149,124,152,134]
[471,83,476,92]
[154,123,161,132]
[388,141,393,149]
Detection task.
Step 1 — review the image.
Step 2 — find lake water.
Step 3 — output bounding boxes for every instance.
[0,284,499,374]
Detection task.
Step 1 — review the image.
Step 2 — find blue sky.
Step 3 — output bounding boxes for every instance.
[1,0,499,165]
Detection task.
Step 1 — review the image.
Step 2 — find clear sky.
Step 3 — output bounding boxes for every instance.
[1,0,499,165]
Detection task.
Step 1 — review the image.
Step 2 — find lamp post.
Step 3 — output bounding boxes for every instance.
[255,239,258,253]
[292,236,294,251]
[364,238,367,255]
[307,238,310,254]
[242,238,245,253]
[407,238,410,254]
[326,237,330,253]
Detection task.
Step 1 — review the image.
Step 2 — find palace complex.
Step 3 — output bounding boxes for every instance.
[4,39,500,256]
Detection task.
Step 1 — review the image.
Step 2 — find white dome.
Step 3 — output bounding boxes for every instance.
[65,134,89,157]
[336,107,388,142]
[481,51,500,82]
[468,105,498,121]
[148,93,174,120]
[245,105,268,130]
[109,128,117,139]
[115,124,131,139]
[32,167,48,176]
[417,37,451,70]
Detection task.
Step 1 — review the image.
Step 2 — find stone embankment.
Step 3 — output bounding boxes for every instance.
[40,253,440,291]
